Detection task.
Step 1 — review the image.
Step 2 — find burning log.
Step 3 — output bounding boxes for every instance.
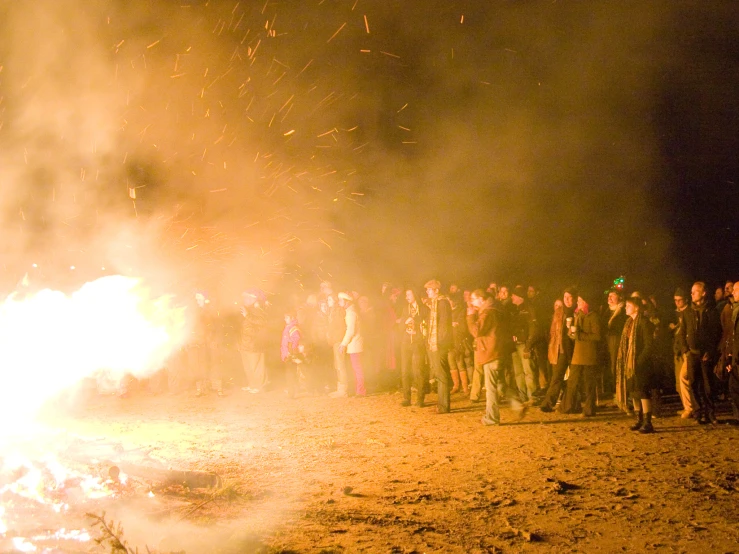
[110,463,221,489]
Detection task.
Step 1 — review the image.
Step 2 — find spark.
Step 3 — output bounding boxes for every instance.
[147,39,160,49]
[364,15,370,33]
[327,22,346,43]
[380,51,400,58]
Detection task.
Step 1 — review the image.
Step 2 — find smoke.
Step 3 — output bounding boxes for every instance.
[1,1,735,296]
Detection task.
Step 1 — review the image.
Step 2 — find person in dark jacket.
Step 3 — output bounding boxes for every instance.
[239,289,268,393]
[467,289,526,425]
[679,282,722,424]
[423,279,454,414]
[670,288,697,417]
[399,289,428,407]
[617,297,656,432]
[602,290,627,398]
[510,286,540,402]
[448,290,471,395]
[724,281,739,422]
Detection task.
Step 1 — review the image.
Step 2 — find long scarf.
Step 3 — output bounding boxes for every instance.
[615,313,641,410]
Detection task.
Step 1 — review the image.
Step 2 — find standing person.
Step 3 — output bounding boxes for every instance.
[670,288,697,418]
[190,292,217,397]
[424,279,454,414]
[602,290,627,399]
[338,292,366,397]
[617,297,656,433]
[680,282,722,424]
[510,286,539,403]
[399,289,428,407]
[467,289,526,426]
[726,281,739,422]
[280,311,304,399]
[448,290,471,395]
[327,294,349,398]
[560,291,602,416]
[239,289,267,393]
[539,289,576,413]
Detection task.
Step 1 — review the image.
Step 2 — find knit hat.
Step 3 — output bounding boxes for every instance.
[338,292,353,301]
[674,287,687,299]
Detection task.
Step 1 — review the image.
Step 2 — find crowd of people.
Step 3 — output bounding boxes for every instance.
[181,277,739,434]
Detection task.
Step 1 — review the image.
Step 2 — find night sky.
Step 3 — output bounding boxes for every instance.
[0,1,737,297]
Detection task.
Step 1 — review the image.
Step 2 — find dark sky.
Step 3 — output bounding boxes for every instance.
[0,1,737,297]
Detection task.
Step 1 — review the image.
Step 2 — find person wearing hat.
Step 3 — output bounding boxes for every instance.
[602,289,627,400]
[510,285,540,403]
[617,296,656,433]
[669,287,697,417]
[338,292,366,396]
[559,289,602,416]
[423,279,454,413]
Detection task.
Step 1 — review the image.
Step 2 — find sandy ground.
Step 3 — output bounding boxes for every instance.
[21,384,739,553]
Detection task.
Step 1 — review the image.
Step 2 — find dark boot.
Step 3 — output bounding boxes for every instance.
[630,410,644,431]
[640,412,655,434]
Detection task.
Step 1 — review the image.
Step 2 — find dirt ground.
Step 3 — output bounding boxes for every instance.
[38,384,739,554]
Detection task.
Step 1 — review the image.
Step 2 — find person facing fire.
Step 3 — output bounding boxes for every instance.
[423,279,454,414]
[327,294,349,398]
[467,289,526,425]
[448,290,471,396]
[239,288,267,393]
[281,310,304,399]
[680,281,722,424]
[618,296,656,433]
[190,291,219,397]
[338,292,366,396]
[539,288,576,413]
[399,288,428,407]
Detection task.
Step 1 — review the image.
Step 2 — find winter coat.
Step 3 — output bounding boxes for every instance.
[341,304,364,354]
[679,302,721,358]
[570,310,601,366]
[466,299,503,365]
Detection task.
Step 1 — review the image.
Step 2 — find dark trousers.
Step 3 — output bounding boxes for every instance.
[401,338,426,405]
[429,347,452,413]
[531,343,550,390]
[690,353,716,418]
[728,368,739,419]
[541,352,568,410]
[561,364,598,416]
[604,335,619,395]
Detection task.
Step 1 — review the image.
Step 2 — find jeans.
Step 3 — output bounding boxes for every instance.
[428,347,452,412]
[482,360,524,425]
[512,344,537,402]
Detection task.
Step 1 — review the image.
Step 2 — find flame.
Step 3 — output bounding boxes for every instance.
[0,275,189,430]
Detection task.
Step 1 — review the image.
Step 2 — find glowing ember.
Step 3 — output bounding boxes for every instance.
[0,275,188,430]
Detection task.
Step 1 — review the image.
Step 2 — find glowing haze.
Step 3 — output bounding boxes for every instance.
[0,275,188,430]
